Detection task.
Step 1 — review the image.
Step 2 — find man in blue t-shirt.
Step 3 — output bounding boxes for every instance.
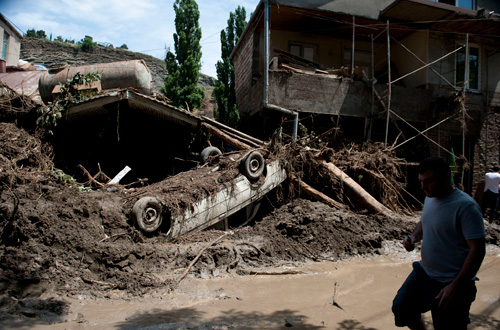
[392,157,486,330]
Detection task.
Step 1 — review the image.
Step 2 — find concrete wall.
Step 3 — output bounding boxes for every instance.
[486,50,500,106]
[268,72,371,116]
[391,30,429,88]
[270,30,375,70]
[0,20,21,66]
[267,71,438,121]
[426,33,456,88]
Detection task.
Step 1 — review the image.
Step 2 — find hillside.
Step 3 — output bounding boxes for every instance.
[20,37,216,115]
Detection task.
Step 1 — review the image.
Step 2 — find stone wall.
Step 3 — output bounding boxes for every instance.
[473,108,500,197]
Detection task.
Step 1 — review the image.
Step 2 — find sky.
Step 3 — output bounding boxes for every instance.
[0,0,258,78]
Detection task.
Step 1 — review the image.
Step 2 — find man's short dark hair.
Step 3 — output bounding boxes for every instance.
[493,165,500,172]
[418,157,451,177]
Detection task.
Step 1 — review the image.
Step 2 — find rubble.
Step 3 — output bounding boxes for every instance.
[1,57,499,326]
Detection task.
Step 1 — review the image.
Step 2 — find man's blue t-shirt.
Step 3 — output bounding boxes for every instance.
[420,188,485,283]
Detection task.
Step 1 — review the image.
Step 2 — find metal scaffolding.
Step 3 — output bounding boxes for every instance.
[362,19,472,185]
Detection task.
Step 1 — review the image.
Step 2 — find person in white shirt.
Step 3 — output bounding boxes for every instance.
[481,165,500,223]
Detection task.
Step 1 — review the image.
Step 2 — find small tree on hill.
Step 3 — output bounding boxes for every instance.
[161,0,204,111]
[26,29,36,37]
[26,29,47,39]
[213,6,247,128]
[79,35,97,52]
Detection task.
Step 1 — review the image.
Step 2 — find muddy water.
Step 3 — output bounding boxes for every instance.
[3,249,500,330]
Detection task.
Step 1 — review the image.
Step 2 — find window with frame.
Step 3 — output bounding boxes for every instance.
[343,47,371,77]
[430,0,476,10]
[288,42,317,62]
[2,32,8,61]
[456,45,480,91]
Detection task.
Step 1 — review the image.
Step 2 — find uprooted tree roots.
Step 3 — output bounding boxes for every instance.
[272,137,413,215]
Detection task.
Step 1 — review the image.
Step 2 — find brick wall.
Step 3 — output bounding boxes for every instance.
[233,30,255,115]
[473,108,500,193]
[420,86,500,195]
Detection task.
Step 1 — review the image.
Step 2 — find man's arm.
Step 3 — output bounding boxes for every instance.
[403,220,423,251]
[435,237,486,309]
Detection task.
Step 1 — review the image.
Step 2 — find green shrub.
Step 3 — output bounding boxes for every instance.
[78,35,97,52]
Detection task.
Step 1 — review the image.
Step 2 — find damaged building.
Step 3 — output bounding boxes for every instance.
[231,0,500,195]
[34,60,260,184]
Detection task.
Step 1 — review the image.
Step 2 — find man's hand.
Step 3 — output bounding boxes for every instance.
[404,222,423,252]
[435,283,460,309]
[403,234,415,251]
[435,238,485,309]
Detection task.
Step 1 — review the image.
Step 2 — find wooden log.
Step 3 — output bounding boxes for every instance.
[201,122,252,150]
[318,160,393,216]
[202,116,264,146]
[289,175,347,211]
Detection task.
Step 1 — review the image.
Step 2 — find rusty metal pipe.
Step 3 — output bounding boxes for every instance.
[39,59,152,103]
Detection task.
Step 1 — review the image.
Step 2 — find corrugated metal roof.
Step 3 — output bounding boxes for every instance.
[0,70,43,97]
[63,89,200,128]
[382,0,500,37]
[271,0,395,20]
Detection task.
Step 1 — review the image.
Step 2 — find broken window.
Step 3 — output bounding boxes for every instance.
[457,0,476,9]
[288,42,317,62]
[430,0,476,10]
[456,45,480,91]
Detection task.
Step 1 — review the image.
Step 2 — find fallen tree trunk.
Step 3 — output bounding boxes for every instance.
[201,122,252,150]
[319,160,393,216]
[289,175,347,211]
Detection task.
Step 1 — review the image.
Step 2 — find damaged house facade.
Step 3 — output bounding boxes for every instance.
[232,0,500,195]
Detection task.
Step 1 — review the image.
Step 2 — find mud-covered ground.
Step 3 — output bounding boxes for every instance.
[1,122,499,325]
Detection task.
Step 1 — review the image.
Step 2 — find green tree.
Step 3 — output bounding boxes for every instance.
[119,44,128,49]
[26,29,36,37]
[25,29,47,39]
[36,30,47,39]
[213,6,246,128]
[55,35,64,42]
[79,35,97,52]
[161,0,204,111]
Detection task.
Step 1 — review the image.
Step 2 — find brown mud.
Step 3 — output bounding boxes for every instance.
[1,122,500,326]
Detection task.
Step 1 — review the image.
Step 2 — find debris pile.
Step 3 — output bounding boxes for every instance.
[0,86,499,327]
[273,48,363,80]
[0,82,38,123]
[0,123,53,187]
[320,142,413,213]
